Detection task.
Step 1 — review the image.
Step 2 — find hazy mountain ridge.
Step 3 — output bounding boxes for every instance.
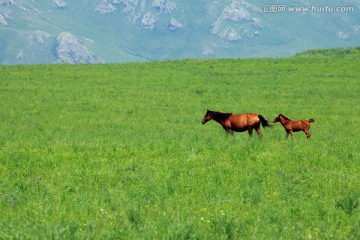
[0,0,359,64]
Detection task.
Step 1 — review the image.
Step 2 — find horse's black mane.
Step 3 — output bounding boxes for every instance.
[208,110,232,120]
[280,114,291,120]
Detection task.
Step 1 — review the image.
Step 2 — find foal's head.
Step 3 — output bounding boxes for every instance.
[201,110,214,124]
[273,114,283,123]
[273,114,290,123]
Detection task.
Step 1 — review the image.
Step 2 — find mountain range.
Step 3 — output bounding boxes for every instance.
[1,0,359,64]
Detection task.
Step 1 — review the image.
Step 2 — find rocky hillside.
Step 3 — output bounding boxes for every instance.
[56,32,105,64]
[0,0,359,64]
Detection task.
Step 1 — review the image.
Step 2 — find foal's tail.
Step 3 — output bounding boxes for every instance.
[258,115,272,128]
[309,119,315,123]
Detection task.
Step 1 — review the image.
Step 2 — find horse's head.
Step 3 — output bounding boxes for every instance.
[201,110,213,124]
[273,114,281,123]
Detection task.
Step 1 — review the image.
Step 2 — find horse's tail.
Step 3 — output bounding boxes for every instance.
[309,119,315,123]
[258,115,272,128]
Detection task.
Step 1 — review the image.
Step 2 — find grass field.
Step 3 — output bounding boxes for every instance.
[0,50,359,239]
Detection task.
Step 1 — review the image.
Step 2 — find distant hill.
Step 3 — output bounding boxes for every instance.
[1,0,360,64]
[294,47,360,57]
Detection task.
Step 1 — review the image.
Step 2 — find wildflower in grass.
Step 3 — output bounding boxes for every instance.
[200,217,210,223]
[100,208,108,215]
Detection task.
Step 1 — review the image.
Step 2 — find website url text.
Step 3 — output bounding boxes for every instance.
[262,5,355,13]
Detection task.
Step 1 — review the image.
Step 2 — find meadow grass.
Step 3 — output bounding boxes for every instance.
[0,53,359,239]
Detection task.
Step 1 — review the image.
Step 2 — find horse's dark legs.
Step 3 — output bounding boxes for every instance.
[248,128,253,136]
[225,128,234,136]
[255,127,262,138]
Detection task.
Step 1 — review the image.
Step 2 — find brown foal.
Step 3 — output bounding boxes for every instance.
[273,114,314,140]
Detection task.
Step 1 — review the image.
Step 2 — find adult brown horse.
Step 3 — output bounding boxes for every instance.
[201,110,272,137]
[273,114,314,140]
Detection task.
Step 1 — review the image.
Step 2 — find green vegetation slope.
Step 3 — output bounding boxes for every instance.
[0,52,359,238]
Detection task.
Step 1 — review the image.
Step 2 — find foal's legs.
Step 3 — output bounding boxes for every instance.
[289,131,296,140]
[285,132,289,140]
[285,131,296,140]
[304,129,311,139]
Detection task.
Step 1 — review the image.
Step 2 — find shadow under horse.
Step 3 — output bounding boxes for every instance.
[273,114,314,140]
[201,110,272,138]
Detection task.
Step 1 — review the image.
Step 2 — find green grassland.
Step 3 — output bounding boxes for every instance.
[0,51,359,239]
